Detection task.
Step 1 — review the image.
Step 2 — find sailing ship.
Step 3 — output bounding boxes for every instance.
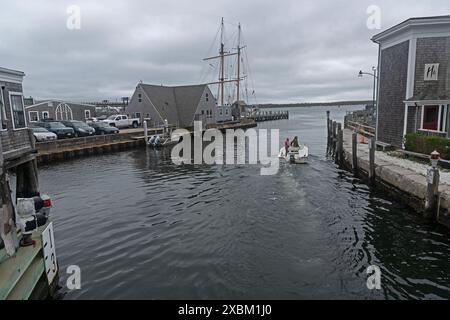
[202,18,258,120]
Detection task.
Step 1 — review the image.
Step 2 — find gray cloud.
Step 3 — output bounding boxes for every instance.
[1,0,449,103]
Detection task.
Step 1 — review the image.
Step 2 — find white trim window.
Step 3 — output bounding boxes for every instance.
[28,111,39,122]
[0,86,5,130]
[42,111,50,120]
[9,92,26,129]
[85,109,91,119]
[420,104,448,133]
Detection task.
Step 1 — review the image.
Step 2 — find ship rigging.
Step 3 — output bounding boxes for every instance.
[200,18,258,115]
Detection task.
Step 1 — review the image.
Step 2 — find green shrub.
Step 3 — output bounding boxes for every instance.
[404,133,450,159]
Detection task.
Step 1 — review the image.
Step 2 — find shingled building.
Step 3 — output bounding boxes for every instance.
[126,83,220,129]
[372,16,450,147]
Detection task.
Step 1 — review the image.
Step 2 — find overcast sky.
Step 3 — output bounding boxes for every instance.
[1,0,449,104]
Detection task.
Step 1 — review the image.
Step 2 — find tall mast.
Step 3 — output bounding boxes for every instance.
[220,17,225,106]
[203,18,242,106]
[236,23,241,105]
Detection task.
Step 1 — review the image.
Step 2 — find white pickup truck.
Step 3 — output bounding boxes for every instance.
[102,115,141,129]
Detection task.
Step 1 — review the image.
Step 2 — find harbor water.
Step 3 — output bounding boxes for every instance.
[38,106,450,299]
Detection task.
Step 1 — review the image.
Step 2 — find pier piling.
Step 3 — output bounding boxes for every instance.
[336,123,343,165]
[425,167,440,220]
[369,137,375,184]
[352,132,358,172]
[144,121,148,143]
[332,121,337,154]
[326,111,331,151]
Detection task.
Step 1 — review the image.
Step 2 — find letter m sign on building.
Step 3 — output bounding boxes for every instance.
[424,64,439,81]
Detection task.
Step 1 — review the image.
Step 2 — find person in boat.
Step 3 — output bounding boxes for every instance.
[291,136,299,148]
[284,138,290,156]
[154,135,161,147]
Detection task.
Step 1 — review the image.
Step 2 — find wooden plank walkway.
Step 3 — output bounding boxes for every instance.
[0,229,44,300]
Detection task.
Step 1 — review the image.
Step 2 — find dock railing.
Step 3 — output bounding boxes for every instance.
[345,120,375,138]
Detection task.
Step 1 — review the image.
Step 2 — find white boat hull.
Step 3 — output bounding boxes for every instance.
[278,146,309,164]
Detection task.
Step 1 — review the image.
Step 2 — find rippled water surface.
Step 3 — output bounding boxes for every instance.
[38,106,450,299]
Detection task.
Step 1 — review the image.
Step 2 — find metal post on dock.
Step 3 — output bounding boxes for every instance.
[425,151,440,220]
[352,132,358,172]
[369,137,375,184]
[144,121,148,143]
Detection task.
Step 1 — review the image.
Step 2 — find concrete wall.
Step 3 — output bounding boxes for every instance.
[377,40,409,147]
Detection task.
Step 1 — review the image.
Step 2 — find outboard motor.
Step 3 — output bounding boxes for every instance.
[16,195,52,246]
[289,154,296,164]
[148,135,156,146]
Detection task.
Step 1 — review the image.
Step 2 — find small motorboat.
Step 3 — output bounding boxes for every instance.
[278,145,309,164]
[147,135,178,148]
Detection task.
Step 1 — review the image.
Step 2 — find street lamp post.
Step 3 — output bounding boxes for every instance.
[358,66,378,136]
[358,66,378,109]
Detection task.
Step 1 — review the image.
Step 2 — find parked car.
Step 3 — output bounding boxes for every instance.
[61,120,96,137]
[35,121,74,139]
[31,126,57,142]
[102,115,140,129]
[89,122,120,135]
[85,117,99,124]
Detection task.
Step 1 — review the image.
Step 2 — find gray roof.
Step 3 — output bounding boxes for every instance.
[25,99,96,109]
[140,84,207,127]
[372,15,450,43]
[0,66,25,77]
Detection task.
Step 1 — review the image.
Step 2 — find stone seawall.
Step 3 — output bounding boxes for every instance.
[342,129,450,228]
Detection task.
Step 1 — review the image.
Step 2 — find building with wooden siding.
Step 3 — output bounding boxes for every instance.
[25,99,96,123]
[1,67,59,299]
[372,16,450,147]
[126,83,222,128]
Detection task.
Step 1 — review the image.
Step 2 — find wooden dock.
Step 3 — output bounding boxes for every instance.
[248,110,289,122]
[326,111,450,229]
[36,131,147,165]
[206,119,257,131]
[0,222,58,299]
